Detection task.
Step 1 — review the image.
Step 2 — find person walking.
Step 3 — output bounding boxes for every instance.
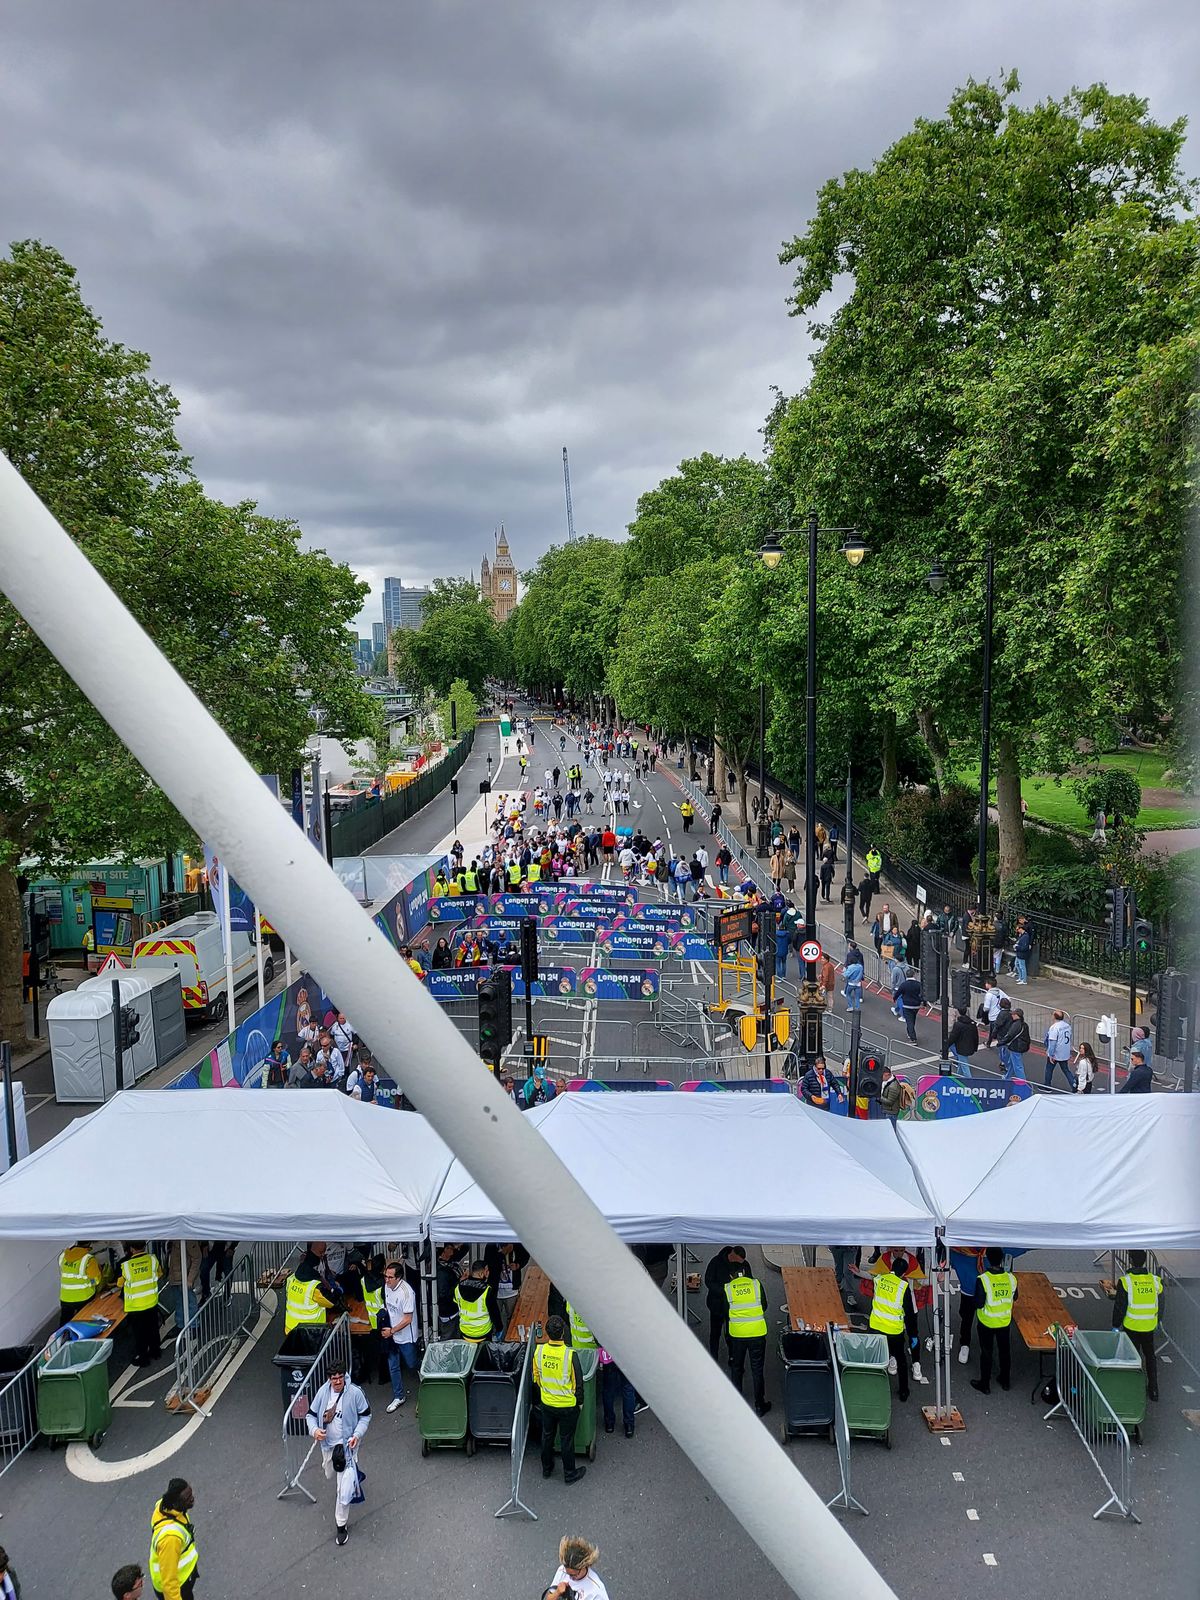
[543,1535,611,1600]
[897,970,923,1042]
[306,1369,372,1545]
[819,854,835,902]
[1112,1249,1162,1400]
[533,1315,587,1484]
[1043,1011,1076,1090]
[968,1248,1017,1395]
[148,1478,198,1600]
[714,844,732,886]
[1121,1029,1154,1093]
[1011,921,1032,984]
[120,1244,165,1367]
[858,872,874,922]
[112,1563,142,1600]
[977,981,1010,1047]
[842,943,864,1012]
[865,845,882,891]
[704,1245,746,1360]
[868,1265,915,1402]
[819,954,837,1007]
[996,1008,1030,1079]
[947,1007,979,1073]
[679,799,695,833]
[724,1262,771,1416]
[710,801,722,835]
[599,1346,637,1438]
[1072,1040,1098,1093]
[58,1241,103,1328]
[774,914,790,981]
[380,1260,419,1411]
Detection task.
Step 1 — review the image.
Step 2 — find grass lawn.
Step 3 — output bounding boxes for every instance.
[955,750,1200,832]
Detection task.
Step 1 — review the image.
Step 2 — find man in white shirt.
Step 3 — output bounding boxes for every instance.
[316,1032,345,1083]
[329,1012,354,1058]
[977,979,1009,1046]
[380,1260,419,1412]
[1043,1012,1076,1091]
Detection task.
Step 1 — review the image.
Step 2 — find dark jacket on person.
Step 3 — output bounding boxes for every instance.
[998,1016,1031,1054]
[1119,1059,1153,1094]
[897,975,923,1012]
[704,1247,744,1312]
[905,921,922,963]
[800,1067,836,1108]
[948,1015,980,1058]
[455,1275,493,1334]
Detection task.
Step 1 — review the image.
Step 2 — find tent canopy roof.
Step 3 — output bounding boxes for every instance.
[0,1090,454,1241]
[428,1092,936,1246]
[897,1094,1200,1250]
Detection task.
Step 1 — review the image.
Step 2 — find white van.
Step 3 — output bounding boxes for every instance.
[132,910,269,1023]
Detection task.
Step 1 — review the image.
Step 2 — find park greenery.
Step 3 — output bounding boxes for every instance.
[0,241,381,1043]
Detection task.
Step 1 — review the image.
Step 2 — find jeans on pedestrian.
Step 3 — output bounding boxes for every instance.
[601,1361,637,1430]
[993,949,1003,975]
[1043,1057,1077,1092]
[830,1246,858,1294]
[775,952,788,979]
[902,1004,918,1042]
[719,865,729,885]
[947,1045,969,1074]
[999,1048,1024,1079]
[844,982,862,1012]
[1013,956,1028,983]
[674,881,687,904]
[386,1338,420,1401]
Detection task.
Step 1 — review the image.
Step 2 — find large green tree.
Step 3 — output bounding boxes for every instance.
[773,75,1193,879]
[391,577,503,696]
[0,241,379,1042]
[507,538,626,709]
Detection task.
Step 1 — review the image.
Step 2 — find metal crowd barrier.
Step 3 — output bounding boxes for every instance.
[172,1240,301,1414]
[278,1314,353,1502]
[1044,1327,1139,1521]
[825,1323,867,1516]
[1104,1249,1200,1379]
[494,1321,541,1520]
[0,1329,69,1483]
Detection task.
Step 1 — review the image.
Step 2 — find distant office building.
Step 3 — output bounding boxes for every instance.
[372,621,386,656]
[382,577,429,635]
[480,527,518,624]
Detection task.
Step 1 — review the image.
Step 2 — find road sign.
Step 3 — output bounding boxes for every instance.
[716,906,754,949]
[96,953,128,975]
[799,938,823,964]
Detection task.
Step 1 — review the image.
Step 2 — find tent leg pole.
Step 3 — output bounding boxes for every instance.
[284,940,294,987]
[676,1245,685,1320]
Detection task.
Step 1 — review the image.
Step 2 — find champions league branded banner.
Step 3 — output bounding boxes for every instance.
[680,1079,793,1093]
[596,928,671,958]
[545,904,615,930]
[495,891,558,917]
[609,903,697,929]
[568,1078,675,1092]
[430,894,490,922]
[541,916,606,945]
[510,964,579,998]
[465,914,526,939]
[578,968,660,1000]
[910,1074,1032,1119]
[425,969,486,1000]
[566,883,638,907]
[668,930,717,960]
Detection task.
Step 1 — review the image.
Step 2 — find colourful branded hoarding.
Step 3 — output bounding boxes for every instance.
[910,1074,1032,1119]
[577,968,660,1000]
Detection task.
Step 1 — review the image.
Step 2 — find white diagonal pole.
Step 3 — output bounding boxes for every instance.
[0,455,897,1600]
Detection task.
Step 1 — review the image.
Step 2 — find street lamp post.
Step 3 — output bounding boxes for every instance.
[928,543,995,975]
[760,516,869,1066]
[756,681,770,857]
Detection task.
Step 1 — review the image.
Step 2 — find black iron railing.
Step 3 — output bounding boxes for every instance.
[1000,905,1173,984]
[329,729,474,856]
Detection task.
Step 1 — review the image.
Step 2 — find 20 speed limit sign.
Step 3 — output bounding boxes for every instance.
[799,938,823,964]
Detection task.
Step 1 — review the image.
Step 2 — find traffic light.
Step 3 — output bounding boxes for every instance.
[476,970,513,1068]
[1133,918,1153,958]
[520,918,539,987]
[118,1004,140,1052]
[951,966,973,1013]
[858,1054,883,1098]
[1105,885,1127,950]
[1153,968,1187,1059]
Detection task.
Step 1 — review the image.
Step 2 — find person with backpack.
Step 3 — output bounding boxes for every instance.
[947,1007,980,1073]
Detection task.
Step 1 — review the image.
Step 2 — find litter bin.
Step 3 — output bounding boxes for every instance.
[36,1338,113,1447]
[539,1347,600,1462]
[1073,1329,1147,1436]
[418,1340,479,1455]
[0,1345,35,1451]
[273,1325,328,1435]
[468,1341,523,1446]
[779,1330,834,1442]
[834,1330,892,1447]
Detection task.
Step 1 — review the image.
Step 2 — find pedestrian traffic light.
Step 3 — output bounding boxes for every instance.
[476,970,513,1067]
[1104,885,1127,949]
[117,1004,140,1052]
[520,918,539,987]
[858,1055,883,1099]
[1133,918,1153,958]
[1153,968,1187,1059]
[951,966,973,1013]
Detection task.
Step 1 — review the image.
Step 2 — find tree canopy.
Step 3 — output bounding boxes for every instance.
[390,577,504,696]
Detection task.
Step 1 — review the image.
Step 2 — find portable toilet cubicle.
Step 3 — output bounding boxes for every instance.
[80,969,186,1072]
[47,970,185,1103]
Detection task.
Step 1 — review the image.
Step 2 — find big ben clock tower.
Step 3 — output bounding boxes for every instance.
[481,526,518,623]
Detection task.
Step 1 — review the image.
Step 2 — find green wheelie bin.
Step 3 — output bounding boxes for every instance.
[1072,1330,1147,1441]
[834,1330,892,1447]
[418,1340,479,1456]
[36,1338,114,1447]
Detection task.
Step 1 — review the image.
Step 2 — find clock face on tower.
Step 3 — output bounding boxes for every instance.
[500,578,511,592]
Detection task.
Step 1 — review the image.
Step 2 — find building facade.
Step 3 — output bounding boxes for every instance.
[382,577,429,635]
[480,527,518,624]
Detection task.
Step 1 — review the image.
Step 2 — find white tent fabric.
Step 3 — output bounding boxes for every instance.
[0,1090,455,1240]
[897,1093,1200,1250]
[427,1092,936,1246]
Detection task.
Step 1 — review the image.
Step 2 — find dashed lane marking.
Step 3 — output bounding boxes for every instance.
[983,1554,998,1567]
[966,1509,979,1521]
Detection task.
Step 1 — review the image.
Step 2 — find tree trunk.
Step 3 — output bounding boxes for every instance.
[736,762,750,841]
[713,742,727,801]
[878,712,899,798]
[0,860,28,1049]
[994,734,1027,883]
[916,706,952,793]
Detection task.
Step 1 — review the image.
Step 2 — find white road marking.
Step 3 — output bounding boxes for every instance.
[952,1470,965,1482]
[982,1554,998,1567]
[24,1093,54,1115]
[66,1294,277,1482]
[1183,1383,1195,1394]
[966,1508,979,1521]
[113,1365,174,1408]
[940,1436,952,1446]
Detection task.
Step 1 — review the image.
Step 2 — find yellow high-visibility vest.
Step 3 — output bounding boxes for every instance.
[724,1276,767,1339]
[454,1285,492,1340]
[1120,1273,1162,1333]
[508,864,522,886]
[869,1272,907,1336]
[977,1271,1016,1329]
[59,1247,100,1305]
[566,1303,597,1350]
[363,1282,384,1329]
[462,871,478,892]
[527,863,541,883]
[534,1341,577,1407]
[120,1254,161,1313]
[149,1505,198,1590]
[284,1274,327,1334]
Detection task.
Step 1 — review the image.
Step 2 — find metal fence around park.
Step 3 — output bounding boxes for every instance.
[1045,1327,1139,1522]
[998,906,1174,984]
[278,1313,353,1502]
[328,729,474,857]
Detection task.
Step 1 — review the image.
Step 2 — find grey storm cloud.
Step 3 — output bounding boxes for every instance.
[1,0,1196,623]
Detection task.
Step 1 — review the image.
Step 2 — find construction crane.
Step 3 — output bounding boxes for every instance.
[562,446,577,543]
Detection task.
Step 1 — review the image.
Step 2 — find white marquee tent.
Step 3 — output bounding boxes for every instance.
[897,1092,1200,1250]
[0,1090,455,1241]
[427,1091,937,1246]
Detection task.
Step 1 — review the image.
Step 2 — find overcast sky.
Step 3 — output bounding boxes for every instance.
[2,2,1195,631]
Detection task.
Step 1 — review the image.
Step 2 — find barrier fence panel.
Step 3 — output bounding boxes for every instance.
[1107,1250,1199,1378]
[278,1314,353,1502]
[495,1321,541,1520]
[0,1329,69,1483]
[172,1240,303,1414]
[825,1323,867,1516]
[1044,1328,1139,1522]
